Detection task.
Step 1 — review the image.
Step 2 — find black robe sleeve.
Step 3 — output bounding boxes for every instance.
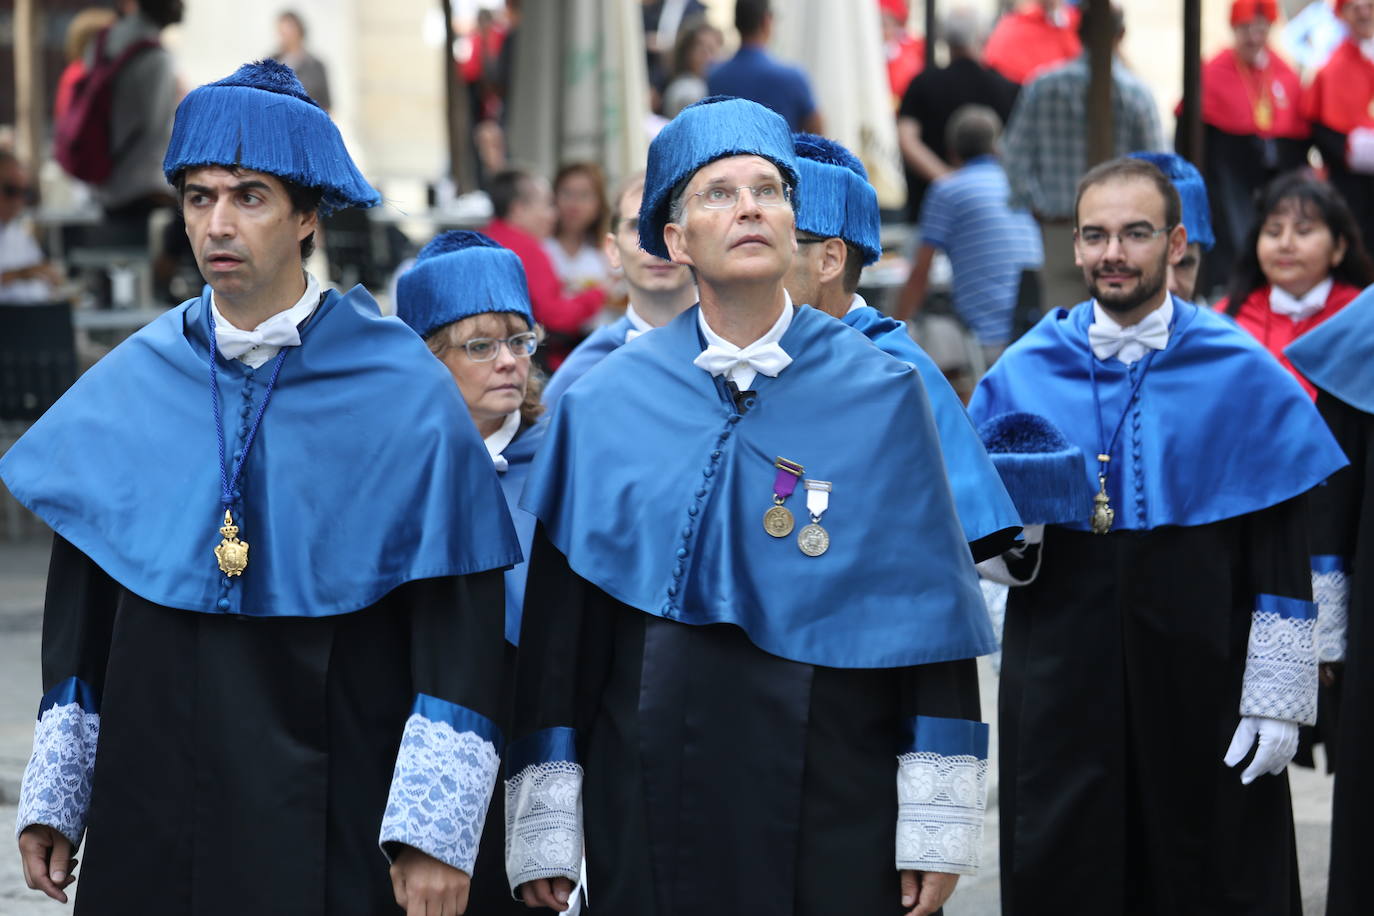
[1310,392,1363,664]
[1239,495,1320,725]
[15,535,122,847]
[377,568,508,876]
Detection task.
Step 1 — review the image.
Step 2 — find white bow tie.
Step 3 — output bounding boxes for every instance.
[693,340,793,382]
[1269,286,1325,322]
[625,326,647,343]
[1088,314,1169,365]
[215,313,302,360]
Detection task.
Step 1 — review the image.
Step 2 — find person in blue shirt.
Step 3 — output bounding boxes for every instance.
[706,0,822,133]
[6,61,516,915]
[505,96,1005,916]
[783,130,1021,558]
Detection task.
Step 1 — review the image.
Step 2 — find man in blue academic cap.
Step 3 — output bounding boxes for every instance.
[783,131,1021,560]
[1129,150,1215,302]
[6,61,517,915]
[505,96,1001,916]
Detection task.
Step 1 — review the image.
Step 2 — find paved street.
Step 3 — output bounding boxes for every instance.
[0,538,1338,913]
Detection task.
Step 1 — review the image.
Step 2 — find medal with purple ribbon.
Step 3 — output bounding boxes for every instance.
[764,457,804,537]
[797,479,832,557]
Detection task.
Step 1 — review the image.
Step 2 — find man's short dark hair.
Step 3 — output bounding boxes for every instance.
[946,105,1001,165]
[278,10,306,39]
[489,169,534,221]
[735,0,771,38]
[172,167,324,259]
[1074,157,1181,231]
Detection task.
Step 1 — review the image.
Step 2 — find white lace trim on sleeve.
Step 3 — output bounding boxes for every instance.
[15,702,100,846]
[378,713,501,874]
[1241,608,1318,726]
[896,751,989,876]
[505,760,583,889]
[1313,566,1350,664]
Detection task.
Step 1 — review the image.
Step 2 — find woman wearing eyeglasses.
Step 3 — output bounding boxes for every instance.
[396,230,548,915]
[1214,171,1374,398]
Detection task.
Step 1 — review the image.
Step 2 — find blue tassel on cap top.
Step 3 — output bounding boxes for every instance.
[792,132,882,266]
[1128,151,1215,252]
[163,59,379,214]
[396,231,534,340]
[978,412,1095,526]
[639,96,800,260]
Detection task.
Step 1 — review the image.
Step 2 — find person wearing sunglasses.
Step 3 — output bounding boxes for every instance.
[0,152,62,303]
[397,229,547,915]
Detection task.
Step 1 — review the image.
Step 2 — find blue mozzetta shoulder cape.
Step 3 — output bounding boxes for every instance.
[497,417,546,645]
[842,305,1021,544]
[0,285,522,617]
[968,301,1348,531]
[541,315,631,409]
[521,303,997,669]
[1286,286,1374,414]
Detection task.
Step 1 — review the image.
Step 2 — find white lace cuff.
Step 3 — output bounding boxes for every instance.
[378,697,502,875]
[895,716,989,876]
[16,680,101,847]
[1240,594,1318,726]
[505,728,583,890]
[1312,557,1350,664]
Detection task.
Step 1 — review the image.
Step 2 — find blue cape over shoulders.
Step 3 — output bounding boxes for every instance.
[542,315,631,409]
[969,301,1347,530]
[842,305,1021,545]
[521,304,997,669]
[497,417,546,644]
[1286,285,1374,414]
[0,285,521,617]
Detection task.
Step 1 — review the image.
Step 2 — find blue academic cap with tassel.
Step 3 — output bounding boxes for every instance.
[978,412,1094,526]
[792,133,882,266]
[396,231,534,340]
[1128,151,1214,251]
[639,96,799,260]
[163,60,379,214]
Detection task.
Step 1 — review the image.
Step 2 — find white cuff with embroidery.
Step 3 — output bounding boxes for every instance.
[1312,559,1350,664]
[378,702,502,875]
[505,758,584,889]
[15,700,100,847]
[1240,594,1318,726]
[895,716,990,876]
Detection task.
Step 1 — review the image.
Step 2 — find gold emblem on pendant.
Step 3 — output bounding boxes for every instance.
[764,504,795,537]
[1091,489,1115,536]
[215,510,249,576]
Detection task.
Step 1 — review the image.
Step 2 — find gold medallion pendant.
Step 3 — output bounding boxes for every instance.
[215,510,250,576]
[764,503,795,537]
[1091,478,1115,535]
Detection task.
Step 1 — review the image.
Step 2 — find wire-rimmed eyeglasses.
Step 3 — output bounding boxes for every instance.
[461,331,539,362]
[691,182,793,210]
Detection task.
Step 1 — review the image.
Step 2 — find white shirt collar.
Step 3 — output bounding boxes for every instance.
[846,293,868,315]
[210,272,323,369]
[1269,277,1333,323]
[483,410,522,473]
[1090,294,1174,366]
[695,291,795,390]
[624,303,655,342]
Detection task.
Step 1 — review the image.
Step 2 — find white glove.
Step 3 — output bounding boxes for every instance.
[1223,716,1299,785]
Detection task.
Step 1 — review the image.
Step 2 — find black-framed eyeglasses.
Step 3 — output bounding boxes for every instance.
[1075,225,1173,251]
[461,331,539,362]
[691,182,793,210]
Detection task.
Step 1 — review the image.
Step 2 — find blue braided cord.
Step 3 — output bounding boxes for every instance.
[206,304,290,510]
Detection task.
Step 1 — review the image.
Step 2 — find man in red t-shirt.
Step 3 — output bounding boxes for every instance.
[483,169,607,368]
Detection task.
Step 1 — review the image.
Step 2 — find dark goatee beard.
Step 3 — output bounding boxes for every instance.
[1091,264,1167,316]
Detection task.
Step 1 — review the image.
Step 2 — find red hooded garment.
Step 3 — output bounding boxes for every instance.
[983,2,1081,85]
[1214,281,1362,398]
[1201,47,1308,139]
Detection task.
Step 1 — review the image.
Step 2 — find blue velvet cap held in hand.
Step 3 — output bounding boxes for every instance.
[396,231,534,340]
[163,59,379,214]
[792,133,882,266]
[1128,151,1214,251]
[978,412,1094,526]
[639,95,800,260]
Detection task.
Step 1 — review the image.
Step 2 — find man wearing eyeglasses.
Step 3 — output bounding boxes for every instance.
[506,97,998,916]
[967,156,1347,914]
[0,152,62,303]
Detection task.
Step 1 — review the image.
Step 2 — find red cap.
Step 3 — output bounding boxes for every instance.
[880,0,909,22]
[1230,0,1278,25]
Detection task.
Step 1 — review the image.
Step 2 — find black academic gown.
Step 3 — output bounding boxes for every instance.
[998,501,1309,916]
[1314,392,1373,916]
[512,526,991,916]
[40,535,506,916]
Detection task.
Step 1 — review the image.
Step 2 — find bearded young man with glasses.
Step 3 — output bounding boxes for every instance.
[504,96,1000,916]
[967,156,1348,914]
